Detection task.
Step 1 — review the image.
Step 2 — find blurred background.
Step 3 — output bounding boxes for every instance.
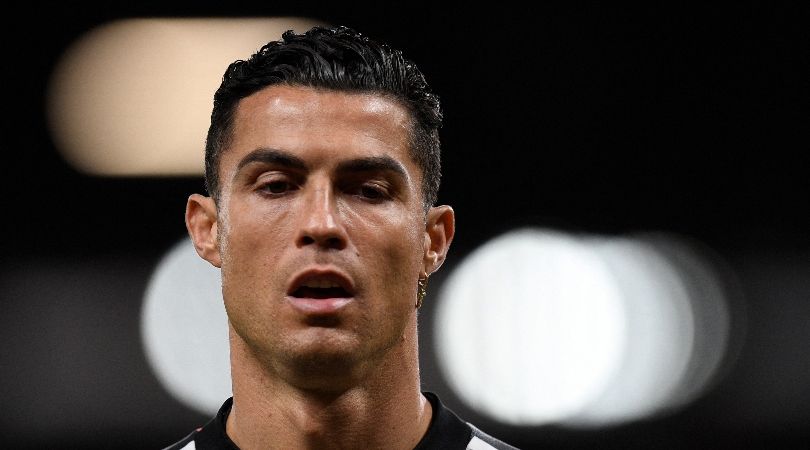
[2,3,809,449]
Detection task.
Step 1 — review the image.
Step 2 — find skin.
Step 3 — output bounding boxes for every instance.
[185,85,454,449]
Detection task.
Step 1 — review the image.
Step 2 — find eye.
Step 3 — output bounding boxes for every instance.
[360,185,384,199]
[354,182,391,202]
[260,179,296,195]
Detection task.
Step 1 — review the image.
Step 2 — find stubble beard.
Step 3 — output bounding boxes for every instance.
[230,304,412,395]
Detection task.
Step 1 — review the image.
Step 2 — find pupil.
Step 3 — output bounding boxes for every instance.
[269,182,286,193]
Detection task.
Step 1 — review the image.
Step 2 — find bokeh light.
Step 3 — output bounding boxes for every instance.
[434,228,733,427]
[141,237,230,415]
[434,229,628,425]
[47,17,324,175]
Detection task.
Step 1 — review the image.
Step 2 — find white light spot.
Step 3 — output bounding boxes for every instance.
[564,237,696,426]
[635,234,732,413]
[141,237,230,415]
[434,229,628,425]
[434,228,732,427]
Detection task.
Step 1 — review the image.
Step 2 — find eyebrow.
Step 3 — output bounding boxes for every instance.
[233,148,307,181]
[233,147,408,181]
[335,155,408,179]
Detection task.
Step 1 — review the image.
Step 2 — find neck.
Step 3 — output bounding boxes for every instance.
[225,320,432,450]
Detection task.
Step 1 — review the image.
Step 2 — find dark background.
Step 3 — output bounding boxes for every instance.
[1,2,809,449]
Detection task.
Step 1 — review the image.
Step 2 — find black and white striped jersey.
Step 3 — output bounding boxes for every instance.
[164,392,519,450]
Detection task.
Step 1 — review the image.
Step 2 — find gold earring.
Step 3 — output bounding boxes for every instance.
[416,276,428,308]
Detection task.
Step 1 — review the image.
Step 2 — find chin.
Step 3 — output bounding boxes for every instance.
[280,348,367,392]
[281,328,363,364]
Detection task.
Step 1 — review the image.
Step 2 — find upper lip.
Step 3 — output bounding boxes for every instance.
[286,268,356,297]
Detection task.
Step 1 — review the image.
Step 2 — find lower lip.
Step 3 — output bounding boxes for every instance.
[287,296,353,315]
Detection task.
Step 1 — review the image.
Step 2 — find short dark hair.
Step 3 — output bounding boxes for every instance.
[205,25,443,209]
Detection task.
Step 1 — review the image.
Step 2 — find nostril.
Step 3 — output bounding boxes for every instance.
[298,234,344,249]
[326,237,343,248]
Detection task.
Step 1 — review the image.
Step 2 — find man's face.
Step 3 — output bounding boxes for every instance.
[193,85,449,385]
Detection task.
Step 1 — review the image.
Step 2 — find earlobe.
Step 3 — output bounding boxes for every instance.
[185,194,222,268]
[423,205,455,275]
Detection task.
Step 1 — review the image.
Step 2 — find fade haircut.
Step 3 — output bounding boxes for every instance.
[205,25,443,209]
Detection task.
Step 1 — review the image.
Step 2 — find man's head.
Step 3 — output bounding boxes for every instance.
[205,26,443,211]
[186,26,454,391]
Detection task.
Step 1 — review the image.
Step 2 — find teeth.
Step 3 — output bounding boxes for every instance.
[301,279,342,289]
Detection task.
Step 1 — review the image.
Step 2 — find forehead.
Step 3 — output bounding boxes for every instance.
[224,85,415,170]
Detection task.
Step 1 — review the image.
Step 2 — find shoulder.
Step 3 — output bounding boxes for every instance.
[421,392,521,450]
[162,429,198,450]
[466,422,521,450]
[162,398,238,450]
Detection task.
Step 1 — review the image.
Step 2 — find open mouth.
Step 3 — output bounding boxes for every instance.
[291,286,352,299]
[288,273,355,299]
[286,271,355,315]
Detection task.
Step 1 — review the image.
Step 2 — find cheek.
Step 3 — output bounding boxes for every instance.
[355,211,424,284]
[220,202,291,260]
[218,214,287,302]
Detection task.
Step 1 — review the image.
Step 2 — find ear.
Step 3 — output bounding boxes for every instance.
[423,205,455,276]
[185,194,222,268]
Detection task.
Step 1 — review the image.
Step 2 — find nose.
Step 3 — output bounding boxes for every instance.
[296,183,348,250]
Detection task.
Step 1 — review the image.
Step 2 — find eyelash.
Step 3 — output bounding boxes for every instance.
[257,178,392,202]
[259,179,297,195]
[355,183,391,201]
